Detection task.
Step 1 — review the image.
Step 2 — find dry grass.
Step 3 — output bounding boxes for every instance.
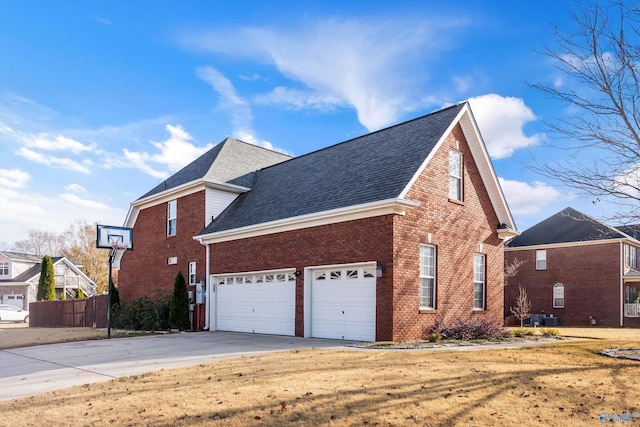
[2,327,640,426]
[0,324,107,349]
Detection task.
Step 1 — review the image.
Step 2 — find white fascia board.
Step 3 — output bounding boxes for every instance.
[195,198,420,244]
[505,238,627,252]
[458,106,517,231]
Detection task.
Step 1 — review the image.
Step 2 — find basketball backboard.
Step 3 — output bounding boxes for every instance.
[96,225,133,250]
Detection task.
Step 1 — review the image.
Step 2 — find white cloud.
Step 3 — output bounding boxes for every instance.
[123,124,214,179]
[17,147,91,173]
[196,66,290,153]
[28,133,94,153]
[0,187,126,244]
[469,94,542,159]
[613,164,640,199]
[184,16,469,131]
[0,169,30,189]
[499,177,563,216]
[253,86,345,112]
[64,183,86,193]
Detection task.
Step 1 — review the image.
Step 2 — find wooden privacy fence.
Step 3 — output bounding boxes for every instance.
[29,295,108,328]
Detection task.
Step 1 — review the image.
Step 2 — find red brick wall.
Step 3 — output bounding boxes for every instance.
[118,191,207,302]
[208,216,395,340]
[392,124,504,341]
[505,242,621,327]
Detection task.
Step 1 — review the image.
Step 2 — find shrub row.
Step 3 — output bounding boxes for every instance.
[111,290,171,331]
[424,318,505,341]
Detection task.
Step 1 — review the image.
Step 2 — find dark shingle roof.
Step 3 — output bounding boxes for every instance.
[617,224,640,240]
[199,103,466,235]
[506,207,625,247]
[138,138,292,200]
[0,256,63,283]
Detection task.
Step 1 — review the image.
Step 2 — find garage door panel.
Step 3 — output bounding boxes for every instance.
[217,278,295,336]
[310,266,376,341]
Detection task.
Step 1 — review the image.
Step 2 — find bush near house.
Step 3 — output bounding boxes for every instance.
[169,271,190,330]
[37,255,56,301]
[424,318,505,341]
[111,290,170,331]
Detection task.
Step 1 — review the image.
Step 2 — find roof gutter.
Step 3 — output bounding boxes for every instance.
[194,197,420,245]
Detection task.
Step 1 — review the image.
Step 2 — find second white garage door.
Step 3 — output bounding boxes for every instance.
[309,264,377,341]
[215,270,296,336]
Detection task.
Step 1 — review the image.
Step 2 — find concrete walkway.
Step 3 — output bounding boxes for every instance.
[0,331,348,400]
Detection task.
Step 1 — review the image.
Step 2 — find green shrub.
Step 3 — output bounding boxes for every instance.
[169,271,190,330]
[510,327,535,337]
[424,319,505,341]
[540,328,561,337]
[112,290,170,331]
[75,287,85,299]
[37,255,56,301]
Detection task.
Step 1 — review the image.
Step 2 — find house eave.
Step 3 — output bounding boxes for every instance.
[505,238,627,251]
[195,198,420,245]
[497,227,520,240]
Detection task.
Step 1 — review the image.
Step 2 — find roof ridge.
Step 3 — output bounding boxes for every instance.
[251,102,467,174]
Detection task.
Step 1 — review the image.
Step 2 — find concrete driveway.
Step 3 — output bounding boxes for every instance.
[0,331,349,400]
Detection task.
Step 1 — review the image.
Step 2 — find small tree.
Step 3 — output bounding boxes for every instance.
[60,289,66,300]
[75,287,85,299]
[510,285,532,327]
[36,255,56,301]
[169,271,190,330]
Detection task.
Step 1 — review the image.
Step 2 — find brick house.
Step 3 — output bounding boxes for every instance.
[505,207,640,327]
[118,102,518,341]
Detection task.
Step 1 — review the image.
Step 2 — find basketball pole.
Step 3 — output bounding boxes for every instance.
[107,248,114,339]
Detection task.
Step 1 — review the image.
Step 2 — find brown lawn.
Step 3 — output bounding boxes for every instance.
[2,327,640,426]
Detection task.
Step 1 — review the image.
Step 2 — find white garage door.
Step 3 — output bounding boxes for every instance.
[215,270,296,336]
[310,265,376,341]
[3,295,24,310]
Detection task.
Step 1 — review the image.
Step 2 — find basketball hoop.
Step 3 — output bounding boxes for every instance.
[110,243,129,251]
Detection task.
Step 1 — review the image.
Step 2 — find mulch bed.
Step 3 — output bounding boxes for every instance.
[600,348,640,361]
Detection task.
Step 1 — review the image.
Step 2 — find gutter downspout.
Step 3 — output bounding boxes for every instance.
[204,240,211,330]
[620,241,624,327]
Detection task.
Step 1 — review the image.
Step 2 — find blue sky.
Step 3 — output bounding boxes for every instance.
[0,1,614,246]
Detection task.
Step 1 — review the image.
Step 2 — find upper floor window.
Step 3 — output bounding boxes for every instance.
[536,250,547,270]
[553,283,565,308]
[448,150,463,201]
[473,253,486,310]
[0,262,8,276]
[189,262,197,285]
[55,263,66,276]
[167,200,177,236]
[625,244,638,268]
[419,244,436,310]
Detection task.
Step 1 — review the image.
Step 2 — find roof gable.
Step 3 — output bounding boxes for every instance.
[507,207,625,247]
[199,103,467,235]
[138,138,292,200]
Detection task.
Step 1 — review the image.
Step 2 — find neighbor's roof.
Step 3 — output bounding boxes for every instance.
[138,137,292,200]
[506,207,627,247]
[0,251,47,263]
[0,257,63,283]
[617,224,640,241]
[199,103,469,235]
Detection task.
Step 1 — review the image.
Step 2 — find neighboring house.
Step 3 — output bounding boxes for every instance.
[118,102,518,342]
[0,251,98,308]
[505,207,640,327]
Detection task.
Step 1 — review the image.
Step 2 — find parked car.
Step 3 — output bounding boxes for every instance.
[0,304,29,323]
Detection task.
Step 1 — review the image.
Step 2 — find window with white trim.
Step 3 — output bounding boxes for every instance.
[167,200,177,236]
[553,283,565,308]
[189,262,196,285]
[419,244,436,309]
[473,254,486,310]
[625,244,638,268]
[0,262,8,276]
[536,250,547,270]
[448,150,463,201]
